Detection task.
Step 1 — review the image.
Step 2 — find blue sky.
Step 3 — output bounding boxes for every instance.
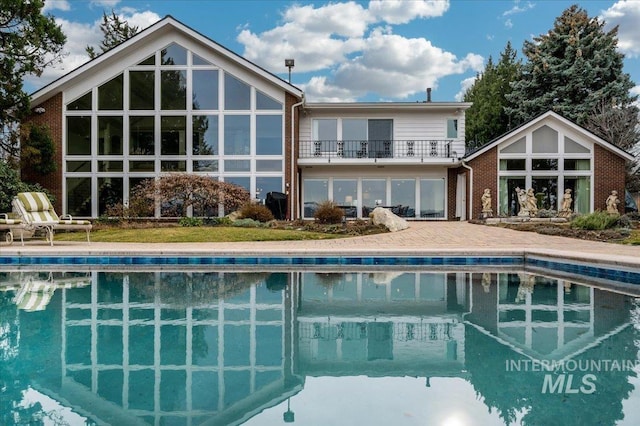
[36,0,640,103]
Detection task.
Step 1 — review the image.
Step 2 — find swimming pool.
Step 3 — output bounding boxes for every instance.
[1,265,639,425]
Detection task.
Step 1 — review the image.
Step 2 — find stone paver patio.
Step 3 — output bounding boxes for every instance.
[1,222,639,269]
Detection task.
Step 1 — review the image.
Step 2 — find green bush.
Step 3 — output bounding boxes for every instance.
[179,217,203,227]
[571,210,620,230]
[232,218,262,227]
[239,202,274,222]
[0,160,54,213]
[314,200,345,224]
[204,217,232,226]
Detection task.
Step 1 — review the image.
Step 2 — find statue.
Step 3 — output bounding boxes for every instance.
[526,188,538,216]
[516,187,529,217]
[481,188,493,218]
[559,189,572,217]
[606,190,620,215]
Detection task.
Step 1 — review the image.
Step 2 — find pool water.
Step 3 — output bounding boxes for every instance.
[1,269,639,425]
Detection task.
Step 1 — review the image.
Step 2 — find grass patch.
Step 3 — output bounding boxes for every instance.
[54,226,344,243]
[622,229,640,245]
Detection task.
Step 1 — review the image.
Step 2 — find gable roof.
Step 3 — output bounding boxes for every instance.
[463,110,635,162]
[30,15,303,105]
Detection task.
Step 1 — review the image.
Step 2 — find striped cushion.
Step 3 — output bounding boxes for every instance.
[17,192,53,212]
[0,218,22,225]
[58,219,91,225]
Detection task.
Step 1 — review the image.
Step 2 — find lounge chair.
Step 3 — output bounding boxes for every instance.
[12,192,92,246]
[0,213,26,245]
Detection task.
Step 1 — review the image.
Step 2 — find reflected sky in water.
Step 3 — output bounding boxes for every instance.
[1,269,639,425]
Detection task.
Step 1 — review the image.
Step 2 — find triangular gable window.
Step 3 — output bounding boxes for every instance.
[67,92,92,110]
[137,55,155,65]
[500,137,526,154]
[192,53,212,66]
[564,136,590,154]
[532,125,558,153]
[256,91,282,110]
[161,43,187,65]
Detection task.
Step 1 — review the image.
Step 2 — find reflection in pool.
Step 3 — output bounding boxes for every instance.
[0,269,638,425]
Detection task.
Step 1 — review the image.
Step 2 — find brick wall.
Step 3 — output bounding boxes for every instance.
[594,144,627,212]
[447,168,458,220]
[21,93,64,212]
[467,147,498,220]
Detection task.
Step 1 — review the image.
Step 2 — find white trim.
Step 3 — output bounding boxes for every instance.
[464,111,634,162]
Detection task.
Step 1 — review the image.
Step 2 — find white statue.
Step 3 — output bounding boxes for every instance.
[606,190,620,215]
[526,188,538,216]
[481,188,493,218]
[559,188,572,217]
[516,187,529,217]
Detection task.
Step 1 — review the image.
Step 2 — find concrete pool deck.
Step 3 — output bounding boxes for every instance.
[1,221,639,270]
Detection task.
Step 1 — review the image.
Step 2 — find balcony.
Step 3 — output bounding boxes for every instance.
[298,139,459,164]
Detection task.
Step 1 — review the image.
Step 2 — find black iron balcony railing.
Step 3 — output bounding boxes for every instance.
[299,139,456,160]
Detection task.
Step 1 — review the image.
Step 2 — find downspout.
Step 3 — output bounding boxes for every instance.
[290,94,305,219]
[461,160,473,221]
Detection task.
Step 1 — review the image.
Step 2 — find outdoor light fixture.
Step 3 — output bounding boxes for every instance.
[285,59,295,83]
[34,107,46,114]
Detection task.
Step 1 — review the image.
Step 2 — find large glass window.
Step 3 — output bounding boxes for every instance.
[98,116,123,155]
[333,179,357,218]
[499,176,526,216]
[129,71,155,110]
[420,179,445,218]
[564,177,590,214]
[313,119,337,153]
[531,177,558,210]
[192,70,218,110]
[161,70,187,110]
[224,115,250,155]
[391,179,416,217]
[303,179,329,218]
[98,74,123,110]
[161,43,187,65]
[98,177,123,216]
[256,116,282,155]
[224,74,250,110]
[161,116,186,155]
[66,177,92,216]
[130,116,155,155]
[362,179,386,216]
[193,115,217,155]
[67,116,91,155]
[256,177,282,203]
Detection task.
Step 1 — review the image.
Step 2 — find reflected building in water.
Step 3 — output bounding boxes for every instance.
[0,269,637,425]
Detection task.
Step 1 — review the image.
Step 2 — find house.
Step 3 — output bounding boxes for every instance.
[23,16,634,220]
[463,110,635,219]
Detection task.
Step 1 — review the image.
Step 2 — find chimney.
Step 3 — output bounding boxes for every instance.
[426,88,432,102]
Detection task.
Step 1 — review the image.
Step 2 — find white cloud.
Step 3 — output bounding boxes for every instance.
[43,0,70,12]
[455,76,477,102]
[502,1,535,17]
[27,9,161,90]
[600,0,640,58]
[504,19,513,29]
[369,0,449,24]
[238,1,480,101]
[91,0,121,7]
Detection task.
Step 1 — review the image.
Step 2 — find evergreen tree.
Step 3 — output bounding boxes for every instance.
[464,42,522,150]
[506,4,637,128]
[86,10,139,59]
[0,0,66,158]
